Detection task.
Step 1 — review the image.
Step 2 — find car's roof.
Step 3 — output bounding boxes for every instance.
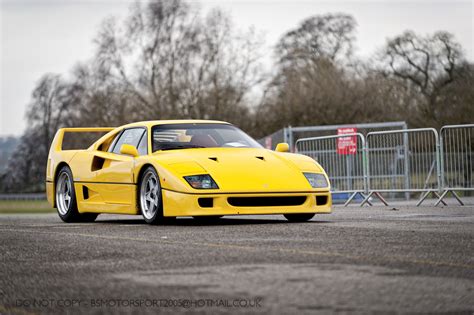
[120,119,231,129]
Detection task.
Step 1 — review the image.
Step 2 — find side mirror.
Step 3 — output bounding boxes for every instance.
[120,144,139,157]
[275,143,289,152]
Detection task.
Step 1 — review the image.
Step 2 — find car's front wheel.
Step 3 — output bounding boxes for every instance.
[55,165,98,223]
[284,213,315,222]
[139,166,168,225]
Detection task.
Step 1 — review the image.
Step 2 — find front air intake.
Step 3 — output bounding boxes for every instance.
[316,195,328,205]
[227,196,306,207]
[198,198,214,208]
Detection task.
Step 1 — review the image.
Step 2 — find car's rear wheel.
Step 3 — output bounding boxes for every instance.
[139,166,169,225]
[284,213,315,222]
[56,165,98,223]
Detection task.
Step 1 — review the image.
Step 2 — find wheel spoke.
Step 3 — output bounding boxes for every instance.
[140,171,160,220]
[56,172,73,216]
[148,179,155,191]
[65,175,71,192]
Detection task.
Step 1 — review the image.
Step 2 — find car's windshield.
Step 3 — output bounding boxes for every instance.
[152,123,262,152]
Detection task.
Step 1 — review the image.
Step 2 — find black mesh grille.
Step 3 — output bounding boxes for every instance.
[198,198,213,208]
[316,195,328,205]
[227,196,306,207]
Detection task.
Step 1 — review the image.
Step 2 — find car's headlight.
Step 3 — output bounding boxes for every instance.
[304,173,328,188]
[184,174,219,189]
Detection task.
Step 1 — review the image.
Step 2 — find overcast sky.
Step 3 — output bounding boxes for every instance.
[1,0,473,136]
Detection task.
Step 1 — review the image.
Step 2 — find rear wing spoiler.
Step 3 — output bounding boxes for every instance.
[50,127,116,152]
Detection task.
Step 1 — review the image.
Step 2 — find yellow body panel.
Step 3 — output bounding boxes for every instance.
[46,120,332,217]
[162,190,331,217]
[74,183,137,214]
[46,182,54,205]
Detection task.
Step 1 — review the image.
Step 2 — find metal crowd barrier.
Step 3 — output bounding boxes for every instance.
[296,133,370,206]
[436,124,474,206]
[364,128,442,206]
[295,126,474,207]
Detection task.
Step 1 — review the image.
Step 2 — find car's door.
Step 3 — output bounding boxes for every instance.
[90,127,147,210]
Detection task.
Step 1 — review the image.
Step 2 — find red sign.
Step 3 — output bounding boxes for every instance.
[337,127,357,155]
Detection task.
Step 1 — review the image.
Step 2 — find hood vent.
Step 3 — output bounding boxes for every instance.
[208,157,218,162]
[255,156,265,161]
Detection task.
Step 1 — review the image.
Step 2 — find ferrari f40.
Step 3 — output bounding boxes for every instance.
[46,120,331,224]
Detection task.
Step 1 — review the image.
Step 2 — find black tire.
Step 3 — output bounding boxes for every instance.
[138,166,169,225]
[284,213,315,222]
[55,165,97,223]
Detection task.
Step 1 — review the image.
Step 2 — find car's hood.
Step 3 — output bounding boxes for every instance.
[154,148,324,192]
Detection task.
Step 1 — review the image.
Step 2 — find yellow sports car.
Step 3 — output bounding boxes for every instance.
[46,120,331,224]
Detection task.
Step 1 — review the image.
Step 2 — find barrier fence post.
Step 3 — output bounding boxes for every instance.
[283,127,289,147]
[364,128,440,206]
[435,124,474,206]
[436,130,442,195]
[288,125,294,152]
[363,139,369,196]
[403,132,410,201]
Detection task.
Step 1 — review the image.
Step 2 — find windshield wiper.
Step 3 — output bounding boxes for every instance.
[159,144,206,151]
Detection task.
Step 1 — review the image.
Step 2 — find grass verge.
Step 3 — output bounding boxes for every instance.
[0,200,55,214]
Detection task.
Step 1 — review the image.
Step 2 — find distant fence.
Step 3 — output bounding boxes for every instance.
[296,124,474,206]
[297,133,369,206]
[0,193,46,200]
[258,121,407,151]
[437,124,474,206]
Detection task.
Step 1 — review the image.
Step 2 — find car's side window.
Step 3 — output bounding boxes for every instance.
[111,128,145,155]
[104,131,122,153]
[137,131,148,155]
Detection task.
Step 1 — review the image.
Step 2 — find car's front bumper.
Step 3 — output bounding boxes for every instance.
[161,189,331,217]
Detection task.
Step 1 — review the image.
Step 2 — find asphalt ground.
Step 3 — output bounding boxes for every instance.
[0,205,473,314]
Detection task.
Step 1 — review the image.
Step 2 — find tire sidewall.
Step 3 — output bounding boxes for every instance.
[139,166,164,224]
[56,166,78,222]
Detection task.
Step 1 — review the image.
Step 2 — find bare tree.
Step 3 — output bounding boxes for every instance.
[69,62,140,127]
[25,74,72,151]
[380,30,465,126]
[433,62,474,125]
[2,74,73,191]
[257,13,361,133]
[184,9,264,128]
[93,0,263,128]
[276,13,356,69]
